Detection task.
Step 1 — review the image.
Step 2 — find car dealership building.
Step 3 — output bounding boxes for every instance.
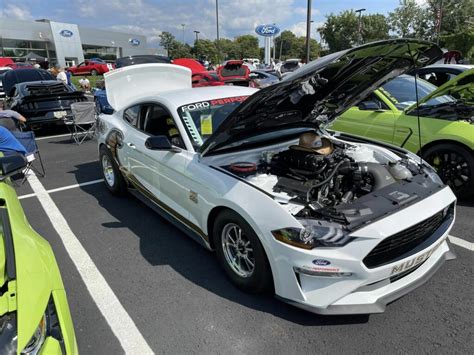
[0,19,147,67]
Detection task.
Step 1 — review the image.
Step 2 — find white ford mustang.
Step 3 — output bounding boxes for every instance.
[97,39,456,315]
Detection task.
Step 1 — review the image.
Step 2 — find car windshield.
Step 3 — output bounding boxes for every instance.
[178,96,249,147]
[380,75,456,110]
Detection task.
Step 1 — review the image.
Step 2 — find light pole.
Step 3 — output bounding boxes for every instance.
[216,0,220,63]
[194,30,200,42]
[355,8,366,45]
[305,0,312,63]
[181,24,186,44]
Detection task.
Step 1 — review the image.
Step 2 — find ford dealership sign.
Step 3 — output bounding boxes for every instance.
[255,24,280,37]
[59,29,73,38]
[129,38,140,46]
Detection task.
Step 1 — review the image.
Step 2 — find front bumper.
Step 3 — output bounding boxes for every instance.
[270,187,457,315]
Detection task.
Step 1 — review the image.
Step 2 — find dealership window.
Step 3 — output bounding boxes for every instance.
[0,38,55,63]
[82,44,117,62]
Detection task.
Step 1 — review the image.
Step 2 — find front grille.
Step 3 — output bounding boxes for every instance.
[363,208,449,269]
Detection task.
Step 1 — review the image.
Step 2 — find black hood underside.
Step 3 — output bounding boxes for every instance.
[201,39,442,156]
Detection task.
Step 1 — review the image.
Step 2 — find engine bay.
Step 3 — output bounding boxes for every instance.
[220,132,441,226]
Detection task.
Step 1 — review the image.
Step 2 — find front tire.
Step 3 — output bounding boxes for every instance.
[423,143,474,197]
[213,210,273,294]
[99,146,126,195]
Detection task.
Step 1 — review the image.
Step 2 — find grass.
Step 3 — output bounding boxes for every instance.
[70,75,103,90]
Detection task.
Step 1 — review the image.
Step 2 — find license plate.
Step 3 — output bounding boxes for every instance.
[53,111,67,118]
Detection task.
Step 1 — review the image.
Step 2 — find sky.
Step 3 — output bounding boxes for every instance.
[0,0,419,47]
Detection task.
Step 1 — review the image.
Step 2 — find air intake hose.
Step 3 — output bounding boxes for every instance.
[357,162,396,190]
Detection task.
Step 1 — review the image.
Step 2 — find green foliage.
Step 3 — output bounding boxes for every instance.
[388,0,434,39]
[321,11,389,52]
[193,39,219,63]
[274,30,320,61]
[235,35,260,58]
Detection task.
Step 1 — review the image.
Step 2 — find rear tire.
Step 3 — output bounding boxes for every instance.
[99,146,126,196]
[423,143,474,197]
[213,210,273,294]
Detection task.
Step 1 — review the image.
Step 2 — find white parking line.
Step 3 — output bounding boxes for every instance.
[35,133,71,141]
[449,235,474,251]
[18,179,104,199]
[27,171,154,354]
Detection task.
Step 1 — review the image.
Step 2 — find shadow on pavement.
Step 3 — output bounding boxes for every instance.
[72,161,370,327]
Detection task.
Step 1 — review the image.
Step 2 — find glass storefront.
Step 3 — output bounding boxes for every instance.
[82,44,117,62]
[0,38,56,63]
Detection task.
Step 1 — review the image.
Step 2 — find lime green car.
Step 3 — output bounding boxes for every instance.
[331,69,474,197]
[0,155,78,354]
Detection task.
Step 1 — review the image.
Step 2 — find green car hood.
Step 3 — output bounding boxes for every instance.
[0,181,65,351]
[406,68,474,113]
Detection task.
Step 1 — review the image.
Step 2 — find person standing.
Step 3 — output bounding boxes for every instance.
[56,67,68,85]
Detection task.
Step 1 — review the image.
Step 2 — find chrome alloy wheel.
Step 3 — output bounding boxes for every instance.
[221,223,255,278]
[102,154,115,187]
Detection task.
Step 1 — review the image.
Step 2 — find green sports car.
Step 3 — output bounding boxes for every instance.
[0,155,78,354]
[331,69,474,197]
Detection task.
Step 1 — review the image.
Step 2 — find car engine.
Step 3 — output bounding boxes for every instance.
[224,132,420,220]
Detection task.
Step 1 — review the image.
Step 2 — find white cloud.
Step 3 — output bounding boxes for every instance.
[294,7,321,17]
[288,21,324,37]
[0,4,33,20]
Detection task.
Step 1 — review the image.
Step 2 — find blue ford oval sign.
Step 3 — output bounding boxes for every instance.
[312,259,331,266]
[59,29,73,38]
[255,24,280,37]
[129,38,140,46]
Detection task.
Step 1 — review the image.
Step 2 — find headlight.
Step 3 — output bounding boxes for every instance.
[0,313,17,355]
[21,314,46,355]
[272,220,352,249]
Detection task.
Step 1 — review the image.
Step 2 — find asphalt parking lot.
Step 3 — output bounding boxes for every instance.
[15,132,474,354]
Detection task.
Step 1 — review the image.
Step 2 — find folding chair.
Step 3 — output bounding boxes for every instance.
[65,102,97,144]
[10,130,45,180]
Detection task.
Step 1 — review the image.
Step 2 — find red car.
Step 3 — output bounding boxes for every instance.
[192,71,225,87]
[68,59,114,76]
[217,60,250,86]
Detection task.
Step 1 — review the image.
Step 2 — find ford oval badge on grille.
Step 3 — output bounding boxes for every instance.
[312,259,331,266]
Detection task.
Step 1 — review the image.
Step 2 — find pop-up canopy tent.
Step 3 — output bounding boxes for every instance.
[20,52,47,62]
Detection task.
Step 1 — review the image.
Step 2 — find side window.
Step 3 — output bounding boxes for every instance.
[123,105,140,126]
[142,104,185,149]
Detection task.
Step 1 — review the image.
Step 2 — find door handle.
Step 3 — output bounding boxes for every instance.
[126,142,136,149]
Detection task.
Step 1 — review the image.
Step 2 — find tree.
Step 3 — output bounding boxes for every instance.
[321,10,390,52]
[193,39,218,63]
[234,35,260,58]
[427,0,474,35]
[159,31,176,56]
[388,0,434,40]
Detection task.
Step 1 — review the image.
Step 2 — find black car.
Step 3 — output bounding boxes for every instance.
[115,55,171,68]
[2,69,87,128]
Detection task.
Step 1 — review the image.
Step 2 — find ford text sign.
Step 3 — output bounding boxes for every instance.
[59,29,73,38]
[255,24,280,37]
[129,38,140,46]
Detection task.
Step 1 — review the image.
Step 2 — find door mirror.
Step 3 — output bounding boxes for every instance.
[0,154,27,181]
[358,100,382,111]
[145,135,174,150]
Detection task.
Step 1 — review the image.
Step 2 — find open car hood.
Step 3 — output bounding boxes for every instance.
[104,63,191,112]
[406,68,474,113]
[200,39,442,156]
[2,69,55,97]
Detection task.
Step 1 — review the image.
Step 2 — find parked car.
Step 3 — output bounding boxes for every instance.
[0,154,78,355]
[411,63,473,87]
[67,59,113,76]
[276,59,302,78]
[249,70,279,88]
[115,55,171,69]
[217,60,251,86]
[0,57,15,67]
[98,40,457,315]
[2,68,88,128]
[191,71,225,87]
[331,70,474,197]
[173,58,206,74]
[0,67,12,99]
